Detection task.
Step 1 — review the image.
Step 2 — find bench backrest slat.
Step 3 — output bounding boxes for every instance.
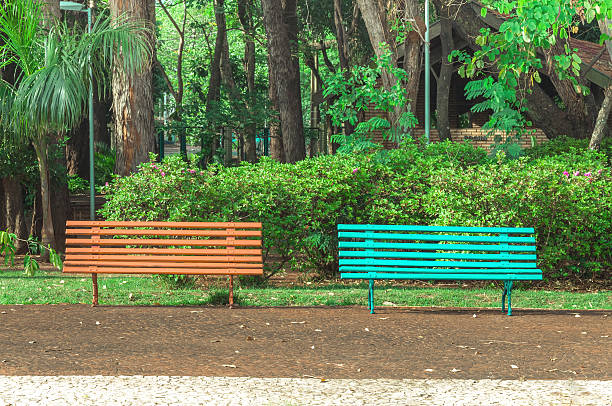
[339,250,536,261]
[339,241,537,252]
[66,220,262,228]
[338,231,535,244]
[338,224,535,233]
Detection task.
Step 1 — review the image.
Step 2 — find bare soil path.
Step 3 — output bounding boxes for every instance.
[0,305,609,379]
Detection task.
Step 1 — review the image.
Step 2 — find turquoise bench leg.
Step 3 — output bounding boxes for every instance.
[368,279,375,314]
[502,281,513,316]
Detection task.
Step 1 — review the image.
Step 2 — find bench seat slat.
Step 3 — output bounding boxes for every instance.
[339,251,537,261]
[66,229,262,237]
[63,267,263,275]
[338,224,535,233]
[340,266,541,275]
[65,238,262,247]
[339,241,536,252]
[338,232,535,243]
[65,261,263,268]
[65,255,262,263]
[339,259,537,268]
[341,272,543,280]
[65,247,262,255]
[66,221,263,228]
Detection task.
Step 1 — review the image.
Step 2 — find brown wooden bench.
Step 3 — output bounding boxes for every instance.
[63,221,263,306]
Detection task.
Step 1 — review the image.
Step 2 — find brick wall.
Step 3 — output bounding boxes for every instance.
[412,127,550,150]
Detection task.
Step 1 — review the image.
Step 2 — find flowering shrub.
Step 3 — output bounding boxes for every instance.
[101,143,611,281]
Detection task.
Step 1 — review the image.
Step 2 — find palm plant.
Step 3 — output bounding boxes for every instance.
[0,0,152,252]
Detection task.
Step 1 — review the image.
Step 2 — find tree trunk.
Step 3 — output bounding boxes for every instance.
[238,0,257,163]
[203,0,224,166]
[589,18,612,149]
[261,0,305,163]
[109,0,155,176]
[402,0,422,117]
[333,0,356,136]
[2,177,27,253]
[267,53,285,162]
[33,138,55,257]
[589,85,611,150]
[435,2,454,141]
[30,189,43,243]
[356,0,422,125]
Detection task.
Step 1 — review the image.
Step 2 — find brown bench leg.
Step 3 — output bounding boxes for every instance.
[229,275,234,308]
[92,274,98,306]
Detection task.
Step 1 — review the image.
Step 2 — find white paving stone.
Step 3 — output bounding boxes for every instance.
[0,376,610,406]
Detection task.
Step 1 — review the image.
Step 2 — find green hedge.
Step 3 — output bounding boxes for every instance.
[100,141,611,281]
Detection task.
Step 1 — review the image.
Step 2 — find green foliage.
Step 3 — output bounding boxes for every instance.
[67,174,89,194]
[525,136,612,164]
[101,142,611,281]
[453,1,611,137]
[322,47,418,153]
[67,148,116,194]
[0,231,62,276]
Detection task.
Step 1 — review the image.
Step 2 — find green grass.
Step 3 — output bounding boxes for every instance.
[0,270,610,310]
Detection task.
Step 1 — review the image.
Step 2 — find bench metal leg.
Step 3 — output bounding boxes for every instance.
[368,279,375,314]
[502,281,513,316]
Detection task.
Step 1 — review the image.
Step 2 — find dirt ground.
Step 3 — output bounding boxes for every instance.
[0,305,609,379]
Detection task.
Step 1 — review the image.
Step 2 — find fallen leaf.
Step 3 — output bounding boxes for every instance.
[246,336,254,341]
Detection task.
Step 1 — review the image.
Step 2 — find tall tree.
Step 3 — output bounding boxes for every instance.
[238,0,257,162]
[262,0,305,163]
[356,0,422,127]
[203,0,224,166]
[435,1,454,141]
[589,18,611,150]
[155,0,188,158]
[0,0,151,254]
[109,0,155,175]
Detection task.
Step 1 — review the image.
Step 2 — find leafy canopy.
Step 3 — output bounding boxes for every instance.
[452,0,611,137]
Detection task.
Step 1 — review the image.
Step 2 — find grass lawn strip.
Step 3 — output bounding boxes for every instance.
[0,270,609,309]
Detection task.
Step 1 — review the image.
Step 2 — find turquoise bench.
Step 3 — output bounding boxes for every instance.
[338,224,542,315]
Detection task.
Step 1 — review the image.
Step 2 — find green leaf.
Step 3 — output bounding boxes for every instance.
[481,7,487,18]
